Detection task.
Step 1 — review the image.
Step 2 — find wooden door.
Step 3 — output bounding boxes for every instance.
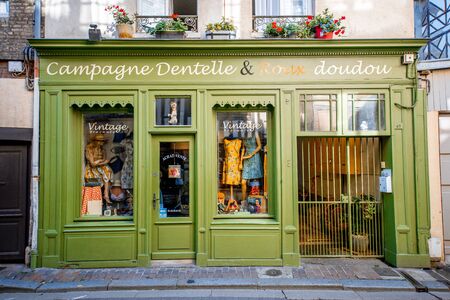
[0,145,28,262]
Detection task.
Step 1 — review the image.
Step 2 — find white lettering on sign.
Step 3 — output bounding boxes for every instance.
[314,60,392,76]
[46,60,235,81]
[223,121,263,132]
[88,122,128,133]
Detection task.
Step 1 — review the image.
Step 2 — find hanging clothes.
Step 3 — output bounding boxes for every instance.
[121,138,133,189]
[222,138,242,185]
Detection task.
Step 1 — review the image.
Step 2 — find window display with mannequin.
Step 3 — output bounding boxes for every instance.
[216,111,269,215]
[81,112,134,217]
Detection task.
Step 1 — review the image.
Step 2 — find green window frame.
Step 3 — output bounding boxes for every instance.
[148,90,197,133]
[213,108,275,219]
[296,89,390,136]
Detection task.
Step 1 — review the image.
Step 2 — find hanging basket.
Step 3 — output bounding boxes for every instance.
[314,27,334,39]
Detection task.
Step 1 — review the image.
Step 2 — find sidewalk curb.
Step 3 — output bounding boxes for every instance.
[0,278,41,293]
[1,277,448,293]
[36,280,110,293]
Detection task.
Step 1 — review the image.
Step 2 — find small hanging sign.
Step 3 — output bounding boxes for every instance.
[168,165,181,178]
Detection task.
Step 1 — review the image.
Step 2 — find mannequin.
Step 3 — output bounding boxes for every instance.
[168,100,178,125]
[85,133,112,204]
[240,130,263,200]
[222,136,242,204]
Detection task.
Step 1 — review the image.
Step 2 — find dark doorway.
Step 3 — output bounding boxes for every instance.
[0,144,29,262]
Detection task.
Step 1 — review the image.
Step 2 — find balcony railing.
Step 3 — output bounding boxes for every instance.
[135,15,198,33]
[252,15,308,32]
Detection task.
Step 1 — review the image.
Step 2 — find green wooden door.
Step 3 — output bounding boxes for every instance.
[151,136,195,259]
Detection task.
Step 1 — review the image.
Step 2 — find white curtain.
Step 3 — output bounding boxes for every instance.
[139,0,172,15]
[255,0,313,15]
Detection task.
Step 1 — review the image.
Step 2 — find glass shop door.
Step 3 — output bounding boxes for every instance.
[151,136,195,259]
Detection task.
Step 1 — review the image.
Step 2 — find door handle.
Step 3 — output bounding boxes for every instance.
[153,193,158,209]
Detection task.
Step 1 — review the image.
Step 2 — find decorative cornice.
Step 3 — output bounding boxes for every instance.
[29,39,428,57]
[70,98,133,108]
[214,99,275,107]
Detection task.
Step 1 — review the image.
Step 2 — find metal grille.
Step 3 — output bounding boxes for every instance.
[135,15,198,33]
[420,0,450,60]
[298,138,383,257]
[252,16,308,32]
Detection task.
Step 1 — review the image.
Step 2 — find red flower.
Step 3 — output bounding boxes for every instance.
[307,16,313,20]
[115,5,119,8]
[119,8,124,12]
[276,27,282,32]
[306,21,310,25]
[171,13,179,19]
[341,30,345,34]
[334,19,338,24]
[341,16,346,20]
[335,29,341,35]
[271,22,277,28]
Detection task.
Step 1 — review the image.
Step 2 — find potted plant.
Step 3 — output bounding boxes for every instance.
[264,21,304,38]
[205,17,236,39]
[307,9,346,39]
[105,5,135,39]
[145,13,188,39]
[351,195,377,253]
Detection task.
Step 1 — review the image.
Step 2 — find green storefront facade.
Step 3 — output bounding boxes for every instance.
[30,39,430,268]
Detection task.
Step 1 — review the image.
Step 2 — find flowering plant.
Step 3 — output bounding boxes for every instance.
[264,21,305,38]
[105,5,134,25]
[206,17,236,32]
[306,8,345,36]
[145,13,188,35]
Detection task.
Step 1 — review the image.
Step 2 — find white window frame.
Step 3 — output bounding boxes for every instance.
[137,0,172,16]
[0,0,10,18]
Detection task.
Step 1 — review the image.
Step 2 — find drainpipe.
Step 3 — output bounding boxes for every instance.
[28,0,41,267]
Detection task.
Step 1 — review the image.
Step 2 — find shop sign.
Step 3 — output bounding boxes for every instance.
[40,57,405,82]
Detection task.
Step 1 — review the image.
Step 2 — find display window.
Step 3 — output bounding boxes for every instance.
[81,112,134,217]
[216,111,269,215]
[155,97,192,126]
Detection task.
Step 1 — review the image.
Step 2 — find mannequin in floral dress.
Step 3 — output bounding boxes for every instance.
[240,131,263,200]
[222,137,242,210]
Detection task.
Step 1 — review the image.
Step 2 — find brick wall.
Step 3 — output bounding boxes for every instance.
[0,0,44,60]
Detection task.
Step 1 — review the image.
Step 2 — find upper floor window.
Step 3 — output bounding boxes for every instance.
[0,0,9,18]
[138,0,197,15]
[253,0,314,16]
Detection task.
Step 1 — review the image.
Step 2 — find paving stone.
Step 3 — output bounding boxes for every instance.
[284,289,361,300]
[108,279,178,290]
[36,280,109,292]
[356,291,437,300]
[342,279,414,291]
[429,291,450,300]
[0,278,41,292]
[422,280,450,291]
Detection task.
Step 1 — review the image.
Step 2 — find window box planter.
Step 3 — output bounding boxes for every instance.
[205,30,236,40]
[314,27,333,39]
[155,31,186,39]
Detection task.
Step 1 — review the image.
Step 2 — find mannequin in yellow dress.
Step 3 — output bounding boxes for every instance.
[222,137,242,212]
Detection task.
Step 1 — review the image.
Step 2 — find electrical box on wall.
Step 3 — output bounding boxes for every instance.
[402,54,415,65]
[379,169,392,193]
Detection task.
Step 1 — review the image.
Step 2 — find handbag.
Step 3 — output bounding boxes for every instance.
[108,156,124,173]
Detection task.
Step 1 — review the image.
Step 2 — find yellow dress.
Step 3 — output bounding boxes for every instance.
[222,139,242,185]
